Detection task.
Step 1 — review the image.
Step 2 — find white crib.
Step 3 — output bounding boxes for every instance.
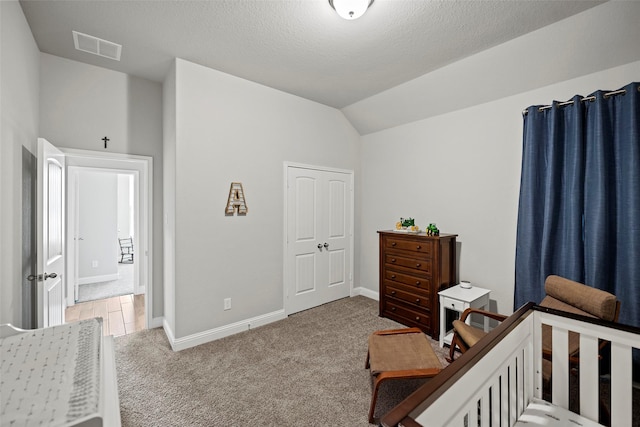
[0,318,121,426]
[381,303,639,427]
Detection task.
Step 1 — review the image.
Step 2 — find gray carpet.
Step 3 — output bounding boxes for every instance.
[114,296,450,426]
[78,263,134,302]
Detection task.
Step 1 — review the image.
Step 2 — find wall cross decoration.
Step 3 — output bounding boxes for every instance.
[102,136,110,148]
[225,182,248,216]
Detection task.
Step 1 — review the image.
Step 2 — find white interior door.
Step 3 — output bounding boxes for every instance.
[36,138,66,328]
[286,165,352,315]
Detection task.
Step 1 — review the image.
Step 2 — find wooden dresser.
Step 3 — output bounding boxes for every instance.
[378,230,457,340]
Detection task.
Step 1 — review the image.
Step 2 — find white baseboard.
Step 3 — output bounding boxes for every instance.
[351,287,379,301]
[77,273,119,285]
[162,319,176,348]
[164,309,287,352]
[149,316,163,329]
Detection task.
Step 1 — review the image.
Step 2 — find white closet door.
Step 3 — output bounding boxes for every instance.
[286,166,352,315]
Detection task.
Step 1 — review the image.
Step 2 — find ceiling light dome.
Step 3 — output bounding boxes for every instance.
[329,0,374,20]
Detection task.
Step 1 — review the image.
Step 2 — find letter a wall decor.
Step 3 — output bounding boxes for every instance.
[225,182,248,215]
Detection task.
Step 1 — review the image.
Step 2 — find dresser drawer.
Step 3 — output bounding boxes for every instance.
[385,270,431,291]
[385,285,430,308]
[383,300,431,327]
[383,280,431,299]
[385,237,433,255]
[385,253,432,274]
[442,296,465,312]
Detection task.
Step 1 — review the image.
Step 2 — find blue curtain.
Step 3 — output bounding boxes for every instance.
[515,82,640,330]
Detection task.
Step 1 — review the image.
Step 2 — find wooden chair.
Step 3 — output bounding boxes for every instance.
[447,275,621,365]
[365,328,442,423]
[118,237,134,263]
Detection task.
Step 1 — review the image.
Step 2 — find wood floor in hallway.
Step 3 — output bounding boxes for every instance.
[65,294,145,336]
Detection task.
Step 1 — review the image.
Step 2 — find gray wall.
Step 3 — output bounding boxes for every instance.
[162,62,176,334]
[77,170,118,281]
[357,2,640,318]
[166,59,361,339]
[0,0,40,327]
[39,54,164,319]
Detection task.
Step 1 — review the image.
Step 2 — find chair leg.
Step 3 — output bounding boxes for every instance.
[365,349,370,369]
[368,376,383,424]
[447,335,459,363]
[447,334,468,363]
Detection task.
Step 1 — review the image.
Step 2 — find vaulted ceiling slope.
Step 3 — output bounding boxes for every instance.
[21,1,603,108]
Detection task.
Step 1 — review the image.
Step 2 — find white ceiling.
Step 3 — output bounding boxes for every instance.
[20,0,605,109]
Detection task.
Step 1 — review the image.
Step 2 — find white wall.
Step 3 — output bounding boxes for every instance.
[39,54,164,317]
[162,61,177,336]
[167,58,361,339]
[360,60,640,316]
[0,0,40,326]
[117,174,134,239]
[77,170,118,281]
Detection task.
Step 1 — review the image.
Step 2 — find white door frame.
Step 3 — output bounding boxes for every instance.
[282,162,354,316]
[62,148,153,329]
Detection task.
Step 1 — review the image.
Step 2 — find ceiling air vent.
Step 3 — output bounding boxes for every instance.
[72,31,121,61]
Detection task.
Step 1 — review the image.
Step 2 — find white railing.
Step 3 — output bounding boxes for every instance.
[387,305,639,427]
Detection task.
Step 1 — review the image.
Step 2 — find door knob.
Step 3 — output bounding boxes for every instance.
[317,244,323,249]
[26,272,57,282]
[323,242,329,249]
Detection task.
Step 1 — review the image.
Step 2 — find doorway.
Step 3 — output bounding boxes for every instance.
[283,162,354,315]
[63,148,153,330]
[68,168,139,303]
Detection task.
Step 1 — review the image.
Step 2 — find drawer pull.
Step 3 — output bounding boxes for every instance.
[451,303,455,307]
[391,274,396,279]
[416,245,421,250]
[391,242,397,246]
[391,307,396,312]
[415,316,421,321]
[415,298,420,304]
[390,291,396,296]
[416,263,421,267]
[391,258,396,263]
[415,281,421,286]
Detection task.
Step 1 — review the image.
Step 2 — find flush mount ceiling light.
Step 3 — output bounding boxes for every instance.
[329,0,374,20]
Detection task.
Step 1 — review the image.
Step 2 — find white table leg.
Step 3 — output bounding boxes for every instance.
[439,296,445,347]
[483,303,490,332]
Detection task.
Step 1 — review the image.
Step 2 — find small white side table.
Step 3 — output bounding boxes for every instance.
[438,284,491,348]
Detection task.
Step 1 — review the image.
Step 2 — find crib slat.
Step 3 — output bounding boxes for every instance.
[516,348,525,419]
[551,326,569,408]
[499,365,509,426]
[579,335,599,421]
[610,341,632,426]
[463,399,478,427]
[480,389,490,427]
[490,376,500,426]
[509,358,518,426]
[533,314,544,400]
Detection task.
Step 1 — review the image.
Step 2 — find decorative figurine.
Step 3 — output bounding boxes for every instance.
[396,217,419,232]
[426,223,440,236]
[401,217,415,227]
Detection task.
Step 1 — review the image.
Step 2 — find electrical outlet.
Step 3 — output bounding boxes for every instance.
[224,298,231,311]
[92,260,98,268]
